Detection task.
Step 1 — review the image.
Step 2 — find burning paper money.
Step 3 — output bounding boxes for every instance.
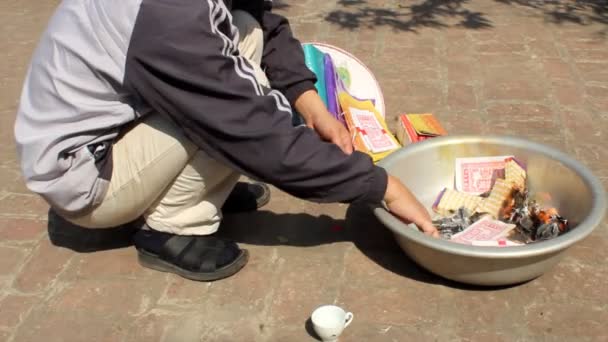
[433,207,474,239]
[430,155,570,246]
[505,157,526,189]
[451,216,517,245]
[476,178,516,219]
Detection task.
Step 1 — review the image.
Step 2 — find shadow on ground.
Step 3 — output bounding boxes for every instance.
[325,0,492,31]
[47,203,522,291]
[218,204,521,291]
[324,0,608,35]
[496,0,608,29]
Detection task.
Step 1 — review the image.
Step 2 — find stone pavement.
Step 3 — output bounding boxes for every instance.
[1,0,607,341]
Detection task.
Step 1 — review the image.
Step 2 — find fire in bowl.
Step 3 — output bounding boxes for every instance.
[373,136,607,286]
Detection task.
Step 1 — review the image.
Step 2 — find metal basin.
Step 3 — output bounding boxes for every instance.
[373,136,607,286]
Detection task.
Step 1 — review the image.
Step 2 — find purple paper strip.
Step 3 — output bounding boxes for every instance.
[323,54,343,124]
[432,188,447,210]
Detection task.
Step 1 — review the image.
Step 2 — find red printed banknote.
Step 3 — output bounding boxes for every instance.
[455,156,512,194]
[450,216,516,245]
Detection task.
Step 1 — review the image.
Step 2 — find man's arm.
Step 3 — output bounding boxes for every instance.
[258,11,354,154]
[260,10,318,107]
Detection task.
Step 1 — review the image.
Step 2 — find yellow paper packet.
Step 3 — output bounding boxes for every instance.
[338,92,400,163]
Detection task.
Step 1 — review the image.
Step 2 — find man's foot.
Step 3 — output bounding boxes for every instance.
[133,228,248,281]
[222,181,271,213]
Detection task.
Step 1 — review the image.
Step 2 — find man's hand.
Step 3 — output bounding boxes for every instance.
[307,111,353,155]
[293,89,353,154]
[384,175,439,237]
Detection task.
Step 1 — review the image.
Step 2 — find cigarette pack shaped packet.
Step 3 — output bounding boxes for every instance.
[396,113,447,146]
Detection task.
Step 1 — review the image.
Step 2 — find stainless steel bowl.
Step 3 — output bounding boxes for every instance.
[373,136,607,286]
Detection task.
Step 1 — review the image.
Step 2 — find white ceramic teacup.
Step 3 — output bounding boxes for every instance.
[311,305,354,342]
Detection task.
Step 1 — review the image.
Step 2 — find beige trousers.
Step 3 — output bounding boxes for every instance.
[69,10,268,236]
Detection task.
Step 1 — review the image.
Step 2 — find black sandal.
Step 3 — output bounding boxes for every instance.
[134,229,248,281]
[222,182,271,213]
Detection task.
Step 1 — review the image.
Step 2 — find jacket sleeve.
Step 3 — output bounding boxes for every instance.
[231,0,317,106]
[260,11,318,106]
[124,0,387,204]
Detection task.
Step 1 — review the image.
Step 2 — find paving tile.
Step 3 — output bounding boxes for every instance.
[0,218,46,243]
[344,322,450,342]
[64,247,154,281]
[0,193,48,219]
[159,313,208,342]
[569,49,608,62]
[198,320,266,342]
[0,330,10,342]
[13,309,128,342]
[446,60,477,84]
[522,299,608,339]
[124,310,184,342]
[260,325,312,342]
[267,244,347,326]
[436,110,486,135]
[196,246,279,326]
[0,167,29,194]
[542,58,576,80]
[12,239,73,293]
[551,80,586,106]
[51,279,159,315]
[158,276,211,306]
[528,40,561,58]
[337,248,446,328]
[448,83,477,110]
[576,62,608,83]
[0,246,29,277]
[0,294,38,329]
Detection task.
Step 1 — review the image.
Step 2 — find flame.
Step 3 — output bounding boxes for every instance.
[537,207,559,224]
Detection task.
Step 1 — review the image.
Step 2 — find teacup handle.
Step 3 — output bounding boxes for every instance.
[344,312,354,328]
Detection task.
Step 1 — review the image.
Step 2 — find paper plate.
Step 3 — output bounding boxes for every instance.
[305,42,386,118]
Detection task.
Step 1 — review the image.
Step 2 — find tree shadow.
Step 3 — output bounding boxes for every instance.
[495,0,608,24]
[324,0,493,32]
[495,0,608,36]
[323,0,608,36]
[218,204,520,291]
